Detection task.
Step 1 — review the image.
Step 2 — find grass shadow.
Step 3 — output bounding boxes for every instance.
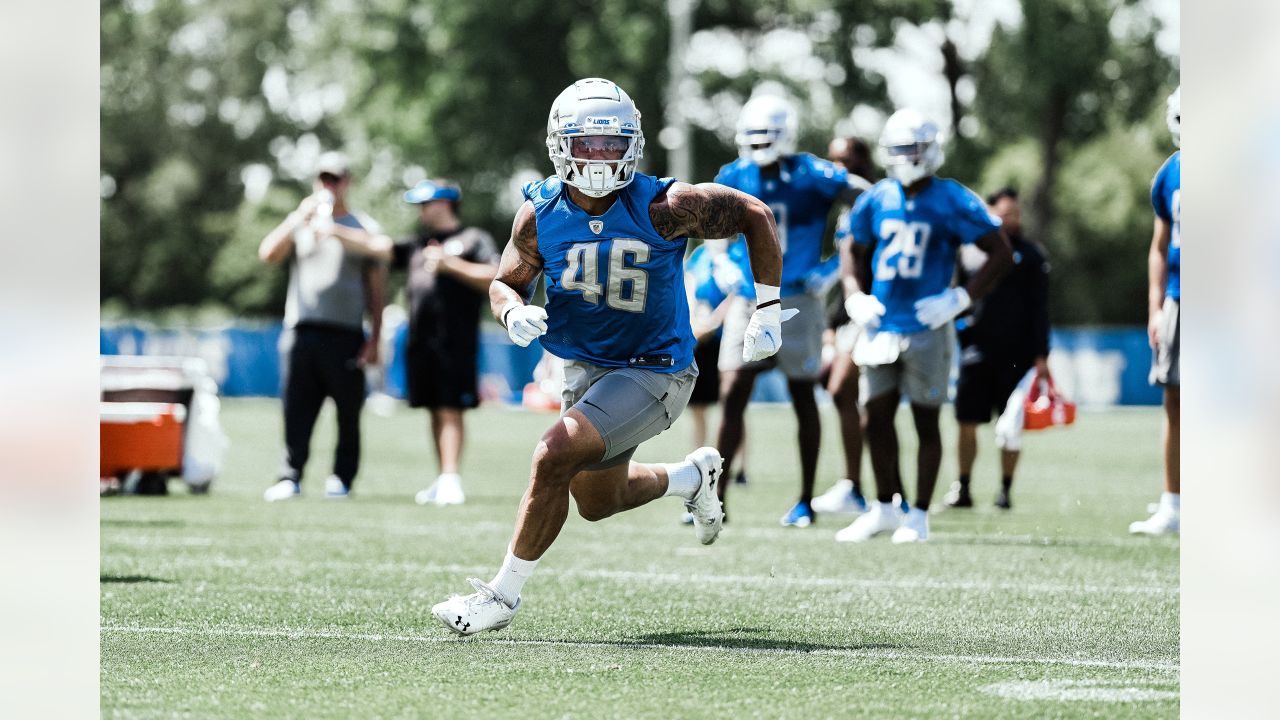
[101,519,185,529]
[623,626,901,653]
[101,574,172,584]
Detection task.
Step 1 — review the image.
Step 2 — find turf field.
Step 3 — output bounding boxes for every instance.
[101,398,1178,718]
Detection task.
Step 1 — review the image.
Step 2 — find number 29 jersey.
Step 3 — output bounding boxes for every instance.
[523,173,695,373]
[847,177,1002,334]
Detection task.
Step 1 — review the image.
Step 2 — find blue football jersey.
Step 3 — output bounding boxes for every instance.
[1151,151,1180,300]
[523,173,694,372]
[714,153,849,297]
[847,177,1002,334]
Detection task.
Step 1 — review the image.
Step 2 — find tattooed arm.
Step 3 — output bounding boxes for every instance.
[651,182,782,286]
[490,200,545,325]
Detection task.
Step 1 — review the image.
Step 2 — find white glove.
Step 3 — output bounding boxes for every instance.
[742,283,798,362]
[501,303,548,347]
[913,287,971,329]
[844,292,886,328]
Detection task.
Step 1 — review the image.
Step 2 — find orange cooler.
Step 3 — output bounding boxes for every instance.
[100,402,186,478]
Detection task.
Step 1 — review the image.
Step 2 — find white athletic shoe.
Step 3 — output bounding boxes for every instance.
[811,479,868,514]
[891,507,929,543]
[1129,509,1179,536]
[263,479,300,502]
[323,475,350,499]
[684,447,724,545]
[415,474,465,506]
[432,578,521,636]
[835,501,902,543]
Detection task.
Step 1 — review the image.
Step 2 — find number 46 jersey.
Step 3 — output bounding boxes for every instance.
[847,177,1001,334]
[522,173,695,372]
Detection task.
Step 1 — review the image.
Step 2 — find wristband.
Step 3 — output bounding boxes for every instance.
[754,283,781,306]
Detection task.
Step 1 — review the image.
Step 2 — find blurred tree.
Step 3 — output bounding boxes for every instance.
[101,0,1175,326]
[962,0,1176,323]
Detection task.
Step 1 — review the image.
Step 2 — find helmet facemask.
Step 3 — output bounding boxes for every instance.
[546,78,644,198]
[1166,86,1180,148]
[548,131,643,198]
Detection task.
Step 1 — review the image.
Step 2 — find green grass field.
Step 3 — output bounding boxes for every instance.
[101,398,1178,718]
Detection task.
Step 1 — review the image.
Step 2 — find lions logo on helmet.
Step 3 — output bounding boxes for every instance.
[877,108,945,187]
[545,78,645,198]
[735,94,798,167]
[1166,86,1180,148]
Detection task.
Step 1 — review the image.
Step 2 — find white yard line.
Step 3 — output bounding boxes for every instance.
[102,559,1179,596]
[100,624,1179,672]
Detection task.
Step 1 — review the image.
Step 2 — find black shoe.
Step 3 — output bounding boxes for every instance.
[734,470,748,486]
[943,482,972,508]
[994,490,1011,510]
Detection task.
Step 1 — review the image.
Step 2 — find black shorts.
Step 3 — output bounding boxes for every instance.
[405,343,479,409]
[689,336,722,406]
[954,354,1032,424]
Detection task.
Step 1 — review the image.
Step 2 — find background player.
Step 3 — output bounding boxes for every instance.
[1131,87,1181,536]
[431,78,786,635]
[714,94,867,528]
[835,109,1012,544]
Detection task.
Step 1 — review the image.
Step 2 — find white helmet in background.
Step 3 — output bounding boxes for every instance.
[877,108,945,186]
[1166,86,1180,148]
[545,78,645,198]
[735,94,798,166]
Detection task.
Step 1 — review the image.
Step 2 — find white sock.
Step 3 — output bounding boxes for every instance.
[1161,491,1180,513]
[661,461,702,500]
[437,472,461,484]
[488,549,537,608]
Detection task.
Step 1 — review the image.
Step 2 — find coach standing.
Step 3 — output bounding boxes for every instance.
[944,188,1050,510]
[258,151,392,501]
[393,180,499,507]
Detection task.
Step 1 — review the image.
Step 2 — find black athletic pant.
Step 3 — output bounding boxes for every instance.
[280,324,366,486]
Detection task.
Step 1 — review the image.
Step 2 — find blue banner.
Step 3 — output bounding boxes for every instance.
[100,323,1161,407]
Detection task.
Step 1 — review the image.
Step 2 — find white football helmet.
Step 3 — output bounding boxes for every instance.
[735,94,798,166]
[1166,86,1180,148]
[546,78,644,198]
[877,108,944,186]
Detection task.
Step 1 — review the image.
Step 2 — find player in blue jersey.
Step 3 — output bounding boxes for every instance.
[1131,87,1181,536]
[713,93,870,528]
[834,109,1012,544]
[684,239,745,452]
[431,78,786,635]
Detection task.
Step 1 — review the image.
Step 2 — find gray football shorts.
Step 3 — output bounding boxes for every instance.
[562,359,698,470]
[718,293,825,380]
[860,325,955,407]
[1149,297,1180,386]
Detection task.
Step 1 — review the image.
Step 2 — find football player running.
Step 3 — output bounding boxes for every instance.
[835,109,1012,544]
[432,78,785,635]
[714,93,870,528]
[1130,86,1181,536]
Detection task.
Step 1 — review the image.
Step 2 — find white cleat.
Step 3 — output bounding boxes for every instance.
[892,507,929,543]
[432,578,521,636]
[416,474,465,506]
[835,501,902,543]
[812,479,867,514]
[1129,510,1179,536]
[323,475,350,499]
[684,447,724,545]
[263,479,300,502]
